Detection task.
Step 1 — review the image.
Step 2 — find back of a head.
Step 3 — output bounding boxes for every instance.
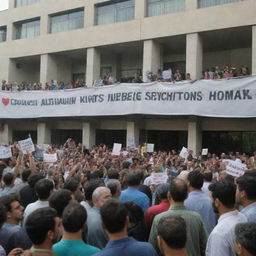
[3,173,14,186]
[62,203,87,233]
[25,207,57,245]
[21,170,32,182]
[0,194,19,212]
[100,199,128,233]
[170,178,188,202]
[83,179,104,201]
[235,222,256,255]
[188,170,204,189]
[63,177,80,193]
[155,183,170,201]
[209,181,236,208]
[28,173,44,188]
[49,189,72,217]
[158,216,187,250]
[108,169,120,179]
[236,175,256,200]
[106,179,121,197]
[35,179,54,200]
[125,170,142,186]
[203,171,213,182]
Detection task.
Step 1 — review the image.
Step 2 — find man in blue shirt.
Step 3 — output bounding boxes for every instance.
[185,170,216,234]
[119,170,149,212]
[94,199,158,256]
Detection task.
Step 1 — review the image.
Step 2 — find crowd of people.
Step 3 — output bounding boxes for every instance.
[0,139,256,256]
[0,64,251,91]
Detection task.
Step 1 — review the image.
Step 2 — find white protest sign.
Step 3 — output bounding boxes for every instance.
[225,160,246,177]
[18,138,35,154]
[151,173,168,185]
[0,146,12,159]
[202,148,208,156]
[179,147,188,159]
[147,144,154,153]
[43,153,58,163]
[112,143,122,156]
[127,137,135,148]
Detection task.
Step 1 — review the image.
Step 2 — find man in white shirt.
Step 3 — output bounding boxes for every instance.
[23,178,54,227]
[206,181,247,256]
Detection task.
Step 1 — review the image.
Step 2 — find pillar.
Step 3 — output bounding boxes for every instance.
[0,123,12,144]
[143,39,162,82]
[82,122,96,149]
[187,118,202,155]
[37,122,51,145]
[186,33,203,80]
[9,0,15,9]
[135,0,146,19]
[126,121,140,148]
[252,26,256,75]
[40,54,58,87]
[86,47,101,87]
[84,1,94,27]
[185,0,197,11]
[40,14,48,36]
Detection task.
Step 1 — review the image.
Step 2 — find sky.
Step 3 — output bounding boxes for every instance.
[0,0,8,11]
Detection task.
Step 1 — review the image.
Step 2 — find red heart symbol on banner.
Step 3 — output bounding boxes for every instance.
[2,98,10,106]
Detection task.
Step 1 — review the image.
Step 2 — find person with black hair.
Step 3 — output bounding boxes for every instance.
[185,170,216,234]
[23,179,54,227]
[106,179,121,199]
[144,184,170,239]
[0,173,15,196]
[12,170,32,195]
[53,203,100,256]
[235,222,256,256]
[19,173,44,208]
[236,175,256,222]
[25,207,61,256]
[94,200,158,256]
[63,177,84,202]
[49,189,72,218]
[157,216,188,256]
[0,194,32,254]
[202,171,213,197]
[120,170,149,212]
[149,178,208,256]
[206,181,247,256]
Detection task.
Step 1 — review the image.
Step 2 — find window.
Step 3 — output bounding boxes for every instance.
[0,26,7,42]
[15,19,40,40]
[15,0,40,7]
[96,0,135,25]
[147,0,185,17]
[50,9,84,34]
[198,0,244,8]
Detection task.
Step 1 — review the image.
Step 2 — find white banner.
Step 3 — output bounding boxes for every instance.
[202,148,208,156]
[112,143,122,156]
[18,138,35,154]
[225,160,246,177]
[43,153,58,163]
[151,173,168,185]
[0,146,12,159]
[147,144,154,153]
[179,147,189,159]
[1,77,256,119]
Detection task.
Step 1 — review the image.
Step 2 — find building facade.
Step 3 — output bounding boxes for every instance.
[0,0,256,153]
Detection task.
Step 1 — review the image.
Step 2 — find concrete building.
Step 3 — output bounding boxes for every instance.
[0,0,256,153]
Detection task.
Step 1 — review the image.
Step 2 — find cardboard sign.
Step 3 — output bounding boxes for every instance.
[18,138,35,154]
[0,146,12,159]
[202,148,208,156]
[147,144,154,153]
[127,137,135,148]
[179,147,188,159]
[43,153,58,163]
[151,173,168,185]
[225,160,246,177]
[112,143,122,156]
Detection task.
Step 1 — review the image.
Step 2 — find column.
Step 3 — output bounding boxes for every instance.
[40,14,48,36]
[84,1,94,27]
[86,47,101,87]
[126,121,141,147]
[143,39,162,82]
[185,0,197,11]
[135,0,146,19]
[82,122,96,149]
[40,54,58,87]
[37,122,51,145]
[252,26,256,75]
[187,118,202,155]
[186,33,203,80]
[0,123,12,144]
[9,0,15,9]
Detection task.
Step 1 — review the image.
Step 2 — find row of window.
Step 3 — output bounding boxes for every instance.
[0,0,245,42]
